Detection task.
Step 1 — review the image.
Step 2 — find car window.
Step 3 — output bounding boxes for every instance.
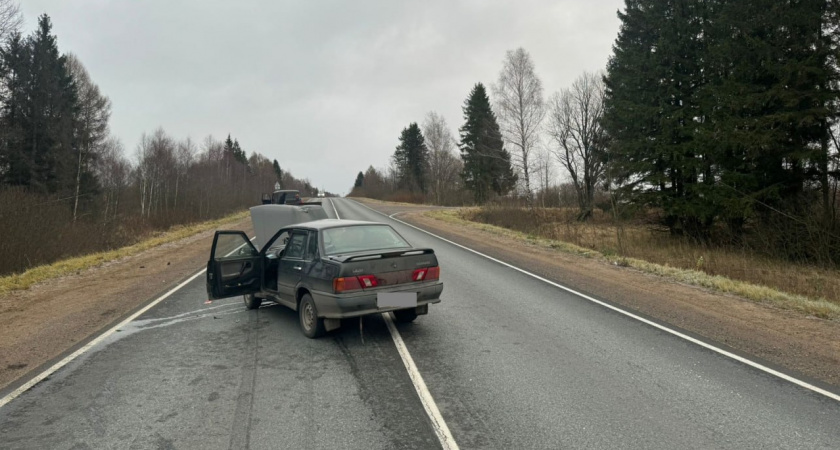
[213,233,256,259]
[304,231,319,260]
[284,231,307,259]
[267,231,290,253]
[322,225,410,255]
[283,192,300,204]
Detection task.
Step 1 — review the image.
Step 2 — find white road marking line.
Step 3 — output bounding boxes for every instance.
[383,312,459,450]
[332,198,460,449]
[328,197,340,219]
[352,199,840,403]
[0,268,206,409]
[0,236,256,410]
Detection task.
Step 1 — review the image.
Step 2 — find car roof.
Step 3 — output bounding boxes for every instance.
[273,189,299,193]
[290,219,387,231]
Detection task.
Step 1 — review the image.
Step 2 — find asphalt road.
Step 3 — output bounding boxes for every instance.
[1,197,838,449]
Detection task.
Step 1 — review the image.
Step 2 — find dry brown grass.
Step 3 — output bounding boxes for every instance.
[426,208,840,320]
[0,210,249,297]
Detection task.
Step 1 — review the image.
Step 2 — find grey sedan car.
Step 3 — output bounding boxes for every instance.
[206,206,443,338]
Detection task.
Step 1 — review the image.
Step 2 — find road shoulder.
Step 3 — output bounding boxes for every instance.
[0,216,254,393]
[365,202,840,391]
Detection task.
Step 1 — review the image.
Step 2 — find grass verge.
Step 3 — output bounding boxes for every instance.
[424,209,840,320]
[351,197,427,207]
[0,210,250,297]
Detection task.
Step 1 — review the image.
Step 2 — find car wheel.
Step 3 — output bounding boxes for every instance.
[243,293,262,310]
[393,309,418,323]
[299,294,326,338]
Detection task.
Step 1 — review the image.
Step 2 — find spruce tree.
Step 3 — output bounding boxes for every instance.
[393,122,429,193]
[1,15,78,193]
[273,159,283,186]
[354,171,364,188]
[28,14,78,193]
[0,31,30,186]
[604,0,716,237]
[706,0,836,229]
[232,139,247,165]
[459,83,516,204]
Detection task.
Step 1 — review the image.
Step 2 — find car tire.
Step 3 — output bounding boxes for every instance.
[243,293,262,310]
[393,309,418,323]
[299,294,326,338]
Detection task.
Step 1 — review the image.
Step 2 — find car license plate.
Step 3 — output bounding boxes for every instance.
[377,292,417,308]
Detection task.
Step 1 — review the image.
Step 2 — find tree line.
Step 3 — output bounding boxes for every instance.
[0,7,320,276]
[350,83,518,206]
[352,0,840,264]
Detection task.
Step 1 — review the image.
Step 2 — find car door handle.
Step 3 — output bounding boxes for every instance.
[293,266,302,271]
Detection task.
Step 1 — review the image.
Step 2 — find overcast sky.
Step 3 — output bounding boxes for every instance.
[20,0,624,195]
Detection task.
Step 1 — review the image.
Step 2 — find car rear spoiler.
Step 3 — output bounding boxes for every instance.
[341,248,435,262]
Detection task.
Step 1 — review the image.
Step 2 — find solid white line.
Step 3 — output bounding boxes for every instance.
[383,312,459,450]
[0,268,207,409]
[328,197,340,219]
[0,235,257,410]
[351,199,840,403]
[333,198,460,449]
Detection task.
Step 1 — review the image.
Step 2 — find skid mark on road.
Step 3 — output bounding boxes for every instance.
[227,310,261,450]
[330,198,459,450]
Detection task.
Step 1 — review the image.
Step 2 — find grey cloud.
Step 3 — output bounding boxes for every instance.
[21,0,623,194]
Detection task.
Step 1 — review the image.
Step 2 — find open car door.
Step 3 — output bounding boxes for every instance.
[206,231,261,300]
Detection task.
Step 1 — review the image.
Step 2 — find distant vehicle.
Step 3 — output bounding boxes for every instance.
[262,189,302,205]
[317,190,325,198]
[206,205,443,338]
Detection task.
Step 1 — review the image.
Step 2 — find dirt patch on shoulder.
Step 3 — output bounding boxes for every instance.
[0,217,254,392]
[400,210,840,390]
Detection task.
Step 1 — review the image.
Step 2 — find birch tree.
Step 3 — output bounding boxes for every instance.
[66,53,111,220]
[422,111,460,204]
[493,48,545,205]
[0,0,22,43]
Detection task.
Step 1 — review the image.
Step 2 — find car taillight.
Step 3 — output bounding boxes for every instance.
[333,275,378,293]
[333,277,361,293]
[427,266,440,280]
[412,266,440,281]
[357,275,378,288]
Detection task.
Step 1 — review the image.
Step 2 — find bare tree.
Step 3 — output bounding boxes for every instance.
[0,0,22,43]
[493,47,546,205]
[66,53,112,221]
[422,111,461,204]
[96,136,129,222]
[135,128,177,217]
[548,71,607,220]
[174,137,196,208]
[532,146,555,207]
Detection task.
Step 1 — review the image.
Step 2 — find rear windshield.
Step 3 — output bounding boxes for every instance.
[322,225,410,255]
